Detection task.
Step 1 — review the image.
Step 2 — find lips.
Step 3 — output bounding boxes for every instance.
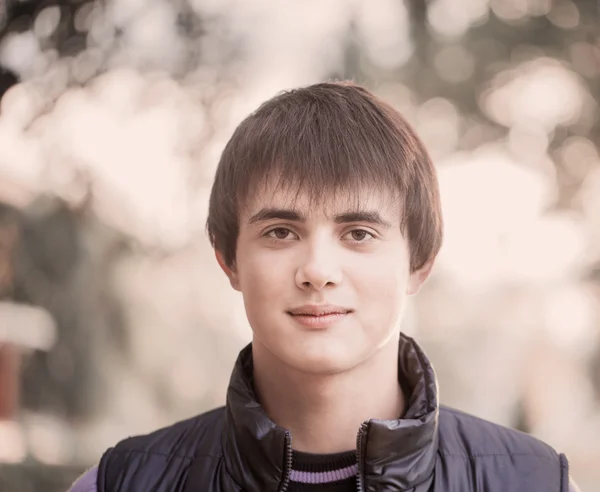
[287,305,352,316]
[287,306,352,329]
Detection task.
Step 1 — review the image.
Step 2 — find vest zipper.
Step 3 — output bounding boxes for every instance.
[355,422,369,492]
[278,431,293,492]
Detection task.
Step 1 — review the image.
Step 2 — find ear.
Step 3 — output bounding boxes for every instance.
[215,250,241,291]
[406,259,435,296]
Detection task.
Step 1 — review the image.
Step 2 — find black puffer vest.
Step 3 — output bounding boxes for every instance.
[98,334,569,491]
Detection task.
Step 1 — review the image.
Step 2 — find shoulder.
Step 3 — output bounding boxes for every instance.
[437,406,569,491]
[98,407,226,491]
[107,406,226,459]
[438,405,559,459]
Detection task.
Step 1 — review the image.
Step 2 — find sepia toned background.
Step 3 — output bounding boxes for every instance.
[0,0,598,490]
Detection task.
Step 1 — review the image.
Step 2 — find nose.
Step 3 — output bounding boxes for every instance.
[295,240,342,291]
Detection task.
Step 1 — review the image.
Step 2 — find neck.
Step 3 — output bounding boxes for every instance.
[252,333,405,454]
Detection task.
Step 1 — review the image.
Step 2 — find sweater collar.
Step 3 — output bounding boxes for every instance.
[222,333,439,491]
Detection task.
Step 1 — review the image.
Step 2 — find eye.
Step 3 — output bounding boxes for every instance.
[344,229,374,242]
[266,227,297,240]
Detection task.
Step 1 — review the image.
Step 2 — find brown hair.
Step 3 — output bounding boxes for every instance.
[206,81,443,273]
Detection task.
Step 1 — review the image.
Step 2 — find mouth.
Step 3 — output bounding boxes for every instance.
[286,305,353,329]
[287,305,353,316]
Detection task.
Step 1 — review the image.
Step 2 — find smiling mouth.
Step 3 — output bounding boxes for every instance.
[286,306,353,328]
[287,306,353,316]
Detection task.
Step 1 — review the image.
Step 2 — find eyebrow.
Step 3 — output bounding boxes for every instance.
[248,208,392,228]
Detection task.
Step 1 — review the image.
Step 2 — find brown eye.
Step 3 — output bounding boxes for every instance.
[268,228,293,240]
[345,229,374,242]
[351,230,368,241]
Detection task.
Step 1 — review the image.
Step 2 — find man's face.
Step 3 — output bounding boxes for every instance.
[219,184,431,375]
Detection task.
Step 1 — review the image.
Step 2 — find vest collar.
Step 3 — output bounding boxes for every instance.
[222,333,439,491]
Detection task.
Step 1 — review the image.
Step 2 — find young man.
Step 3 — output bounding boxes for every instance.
[70,82,579,491]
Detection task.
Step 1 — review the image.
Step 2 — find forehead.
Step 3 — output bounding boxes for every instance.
[241,180,401,220]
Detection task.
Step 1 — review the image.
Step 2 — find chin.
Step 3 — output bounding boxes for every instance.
[283,344,364,375]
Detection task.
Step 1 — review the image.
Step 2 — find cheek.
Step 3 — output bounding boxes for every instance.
[237,247,289,305]
[352,252,409,299]
[349,254,409,332]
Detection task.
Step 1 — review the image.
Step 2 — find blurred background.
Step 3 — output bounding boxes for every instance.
[0,0,598,490]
